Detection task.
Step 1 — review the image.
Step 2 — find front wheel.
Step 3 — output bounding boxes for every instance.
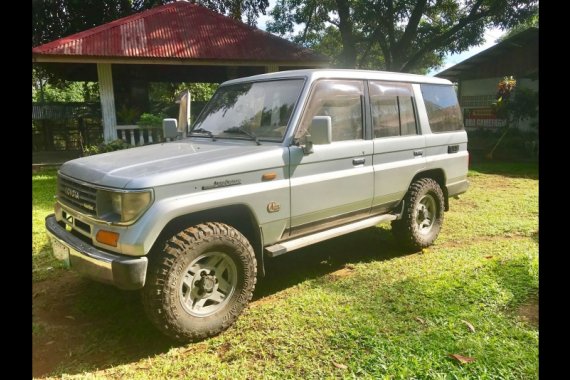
[142,222,257,342]
[391,178,445,250]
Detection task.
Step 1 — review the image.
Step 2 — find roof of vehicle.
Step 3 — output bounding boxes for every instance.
[222,69,452,86]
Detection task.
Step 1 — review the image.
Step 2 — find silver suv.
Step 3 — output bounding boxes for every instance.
[46,69,469,341]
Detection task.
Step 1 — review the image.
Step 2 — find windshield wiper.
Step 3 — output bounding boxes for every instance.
[223,127,261,145]
[190,128,216,141]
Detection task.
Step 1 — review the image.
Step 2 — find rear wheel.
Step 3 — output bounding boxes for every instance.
[142,222,257,342]
[391,178,445,250]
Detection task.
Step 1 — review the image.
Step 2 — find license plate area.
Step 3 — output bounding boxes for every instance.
[50,238,70,266]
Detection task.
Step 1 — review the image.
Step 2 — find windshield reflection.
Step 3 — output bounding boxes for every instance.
[190,79,305,142]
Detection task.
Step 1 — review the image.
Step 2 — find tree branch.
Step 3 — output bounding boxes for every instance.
[358,31,378,67]
[327,18,340,27]
[386,0,396,48]
[393,0,428,56]
[301,3,316,44]
[375,28,392,69]
[401,1,489,71]
[335,0,357,67]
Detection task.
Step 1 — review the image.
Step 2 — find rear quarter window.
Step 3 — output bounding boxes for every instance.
[420,84,464,133]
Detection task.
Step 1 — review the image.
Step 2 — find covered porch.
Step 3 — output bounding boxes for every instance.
[32,2,329,162]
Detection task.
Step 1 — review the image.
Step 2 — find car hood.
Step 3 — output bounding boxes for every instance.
[59,139,288,189]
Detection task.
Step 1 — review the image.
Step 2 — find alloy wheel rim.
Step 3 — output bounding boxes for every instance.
[416,194,437,235]
[179,252,237,317]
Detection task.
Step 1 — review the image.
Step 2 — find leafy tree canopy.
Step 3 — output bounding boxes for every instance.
[497,8,538,42]
[267,0,538,73]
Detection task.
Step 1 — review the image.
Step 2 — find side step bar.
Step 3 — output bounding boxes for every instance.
[265,213,398,258]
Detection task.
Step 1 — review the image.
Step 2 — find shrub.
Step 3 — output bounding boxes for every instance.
[138,112,166,128]
[83,139,133,156]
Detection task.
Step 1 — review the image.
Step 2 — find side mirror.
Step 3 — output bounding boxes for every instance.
[162,118,178,140]
[303,116,332,154]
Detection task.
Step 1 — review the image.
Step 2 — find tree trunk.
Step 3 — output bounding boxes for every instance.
[335,0,357,68]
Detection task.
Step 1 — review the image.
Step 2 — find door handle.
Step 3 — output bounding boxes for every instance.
[413,150,423,157]
[448,145,459,154]
[352,158,366,166]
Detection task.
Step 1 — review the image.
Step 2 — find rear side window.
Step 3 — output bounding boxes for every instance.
[369,81,417,138]
[420,84,464,132]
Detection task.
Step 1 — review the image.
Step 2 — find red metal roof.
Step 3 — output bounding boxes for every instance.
[32,2,328,64]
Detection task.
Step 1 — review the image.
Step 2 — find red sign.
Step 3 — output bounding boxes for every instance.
[465,107,506,128]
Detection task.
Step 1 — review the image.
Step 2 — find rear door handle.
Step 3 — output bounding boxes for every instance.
[352,158,366,166]
[448,145,459,154]
[413,150,423,157]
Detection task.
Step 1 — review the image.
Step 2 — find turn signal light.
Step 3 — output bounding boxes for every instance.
[262,172,277,181]
[96,230,119,247]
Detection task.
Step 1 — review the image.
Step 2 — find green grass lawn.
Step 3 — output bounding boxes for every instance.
[32,169,66,281]
[32,162,538,379]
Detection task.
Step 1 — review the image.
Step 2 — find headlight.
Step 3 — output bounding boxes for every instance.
[98,190,153,224]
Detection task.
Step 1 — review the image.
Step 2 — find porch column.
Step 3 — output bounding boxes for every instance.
[97,63,117,142]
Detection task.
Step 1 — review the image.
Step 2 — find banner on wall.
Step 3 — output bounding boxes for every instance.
[464,108,506,128]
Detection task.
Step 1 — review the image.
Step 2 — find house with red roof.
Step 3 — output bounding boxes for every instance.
[32,1,329,158]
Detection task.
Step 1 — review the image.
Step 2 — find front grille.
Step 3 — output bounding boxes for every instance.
[62,210,92,238]
[58,175,97,216]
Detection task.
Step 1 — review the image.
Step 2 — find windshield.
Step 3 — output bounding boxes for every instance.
[190,79,305,142]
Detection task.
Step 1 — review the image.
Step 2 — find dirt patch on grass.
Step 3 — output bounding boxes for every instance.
[469,174,514,189]
[326,265,356,281]
[32,271,176,378]
[250,295,279,307]
[33,271,90,378]
[438,235,530,250]
[517,294,539,327]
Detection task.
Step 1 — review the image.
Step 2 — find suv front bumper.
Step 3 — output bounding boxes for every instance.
[45,214,148,290]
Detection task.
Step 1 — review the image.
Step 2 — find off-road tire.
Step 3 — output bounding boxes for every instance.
[142,222,257,342]
[391,178,445,250]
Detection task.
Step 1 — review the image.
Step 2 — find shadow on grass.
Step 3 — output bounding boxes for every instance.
[33,277,178,378]
[469,161,538,180]
[34,226,413,377]
[257,226,408,298]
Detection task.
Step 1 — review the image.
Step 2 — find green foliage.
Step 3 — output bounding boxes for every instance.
[32,67,99,103]
[83,139,133,156]
[115,104,141,124]
[188,83,219,101]
[268,0,538,72]
[504,87,539,127]
[497,11,539,42]
[32,169,65,281]
[148,83,218,122]
[199,0,269,26]
[138,112,166,128]
[469,128,537,157]
[493,76,538,128]
[32,81,83,102]
[487,76,538,160]
[149,82,218,104]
